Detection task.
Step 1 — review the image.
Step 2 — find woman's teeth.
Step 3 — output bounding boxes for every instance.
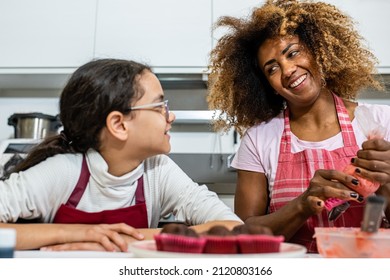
[290,74,306,88]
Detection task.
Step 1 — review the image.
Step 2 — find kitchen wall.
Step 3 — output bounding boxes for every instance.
[2,85,389,142]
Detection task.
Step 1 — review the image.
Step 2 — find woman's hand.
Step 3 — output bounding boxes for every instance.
[353,139,390,186]
[301,169,364,215]
[353,138,390,220]
[46,223,145,252]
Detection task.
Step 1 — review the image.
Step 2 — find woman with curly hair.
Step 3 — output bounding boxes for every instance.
[208,0,390,252]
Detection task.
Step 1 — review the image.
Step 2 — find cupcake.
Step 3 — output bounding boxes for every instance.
[236,234,284,254]
[160,223,198,237]
[154,223,206,253]
[232,223,273,235]
[203,225,238,254]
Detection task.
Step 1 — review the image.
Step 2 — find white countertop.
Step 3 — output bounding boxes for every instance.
[14,250,134,258]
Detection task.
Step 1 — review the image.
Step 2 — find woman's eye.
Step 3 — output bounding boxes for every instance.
[288,50,299,58]
[267,65,278,75]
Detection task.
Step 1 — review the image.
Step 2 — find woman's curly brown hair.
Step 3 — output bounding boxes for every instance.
[207,0,383,134]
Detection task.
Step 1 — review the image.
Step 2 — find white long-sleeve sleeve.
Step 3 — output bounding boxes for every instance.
[0,150,241,226]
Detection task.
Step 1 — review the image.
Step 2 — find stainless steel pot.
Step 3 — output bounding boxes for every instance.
[8,113,62,139]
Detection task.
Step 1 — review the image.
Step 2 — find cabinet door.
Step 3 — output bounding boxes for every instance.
[212,0,263,46]
[95,0,212,72]
[322,0,390,72]
[0,0,96,68]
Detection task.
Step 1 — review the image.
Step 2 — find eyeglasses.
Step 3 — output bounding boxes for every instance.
[130,100,170,122]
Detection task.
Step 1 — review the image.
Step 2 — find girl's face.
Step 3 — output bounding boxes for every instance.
[128,71,175,158]
[257,36,323,109]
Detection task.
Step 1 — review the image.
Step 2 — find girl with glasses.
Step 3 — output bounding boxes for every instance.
[0,58,244,252]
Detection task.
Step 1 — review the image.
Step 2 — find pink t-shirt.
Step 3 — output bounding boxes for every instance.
[231,103,390,194]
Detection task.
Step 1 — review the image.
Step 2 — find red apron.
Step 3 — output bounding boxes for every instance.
[53,156,148,228]
[270,93,364,252]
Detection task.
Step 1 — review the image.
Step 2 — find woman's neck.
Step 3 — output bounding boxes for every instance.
[288,91,340,142]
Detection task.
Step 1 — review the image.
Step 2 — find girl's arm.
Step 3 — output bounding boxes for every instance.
[0,222,144,252]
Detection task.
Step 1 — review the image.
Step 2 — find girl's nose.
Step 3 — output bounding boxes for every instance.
[168,111,176,123]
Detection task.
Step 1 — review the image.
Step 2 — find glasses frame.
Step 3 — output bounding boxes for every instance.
[130,100,170,122]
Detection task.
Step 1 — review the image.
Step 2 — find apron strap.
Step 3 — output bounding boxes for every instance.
[65,155,145,208]
[66,155,90,208]
[281,92,357,153]
[135,177,145,204]
[333,93,357,147]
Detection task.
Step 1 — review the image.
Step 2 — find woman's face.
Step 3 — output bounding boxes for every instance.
[128,71,175,158]
[257,36,323,109]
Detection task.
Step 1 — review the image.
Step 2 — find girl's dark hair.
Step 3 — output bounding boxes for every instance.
[11,59,151,173]
[207,0,382,134]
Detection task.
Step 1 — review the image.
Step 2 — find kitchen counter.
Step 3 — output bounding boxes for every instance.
[14,250,134,258]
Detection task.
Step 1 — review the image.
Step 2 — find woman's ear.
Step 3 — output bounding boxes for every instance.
[105,111,129,141]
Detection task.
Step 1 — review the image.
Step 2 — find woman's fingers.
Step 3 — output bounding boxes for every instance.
[310,169,363,202]
[306,196,324,214]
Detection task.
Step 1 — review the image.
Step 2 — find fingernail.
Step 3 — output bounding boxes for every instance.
[351,179,359,185]
[355,168,361,173]
[350,192,358,198]
[351,158,355,163]
[358,195,364,202]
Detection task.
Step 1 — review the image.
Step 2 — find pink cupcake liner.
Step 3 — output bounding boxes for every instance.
[203,236,238,254]
[154,233,206,253]
[237,234,284,254]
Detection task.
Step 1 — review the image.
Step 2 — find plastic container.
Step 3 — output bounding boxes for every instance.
[314,227,390,258]
[0,228,17,258]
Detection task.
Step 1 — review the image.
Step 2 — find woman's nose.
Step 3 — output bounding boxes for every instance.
[281,61,297,78]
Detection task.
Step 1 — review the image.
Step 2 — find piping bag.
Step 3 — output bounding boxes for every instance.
[327,106,387,221]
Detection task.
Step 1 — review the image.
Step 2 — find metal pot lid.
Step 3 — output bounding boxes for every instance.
[8,113,59,125]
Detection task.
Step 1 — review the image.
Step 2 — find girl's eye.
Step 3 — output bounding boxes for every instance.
[155,106,164,113]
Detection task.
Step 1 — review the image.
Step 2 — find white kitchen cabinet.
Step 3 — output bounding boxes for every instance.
[0,0,96,70]
[212,0,264,47]
[320,0,390,73]
[95,0,212,73]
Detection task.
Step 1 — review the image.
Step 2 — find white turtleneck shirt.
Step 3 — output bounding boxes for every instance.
[0,149,241,227]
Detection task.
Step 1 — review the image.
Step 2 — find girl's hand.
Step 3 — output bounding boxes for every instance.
[301,169,363,215]
[53,223,144,252]
[41,242,113,252]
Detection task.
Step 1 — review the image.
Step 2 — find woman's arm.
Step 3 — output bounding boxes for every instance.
[236,169,364,240]
[235,169,311,239]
